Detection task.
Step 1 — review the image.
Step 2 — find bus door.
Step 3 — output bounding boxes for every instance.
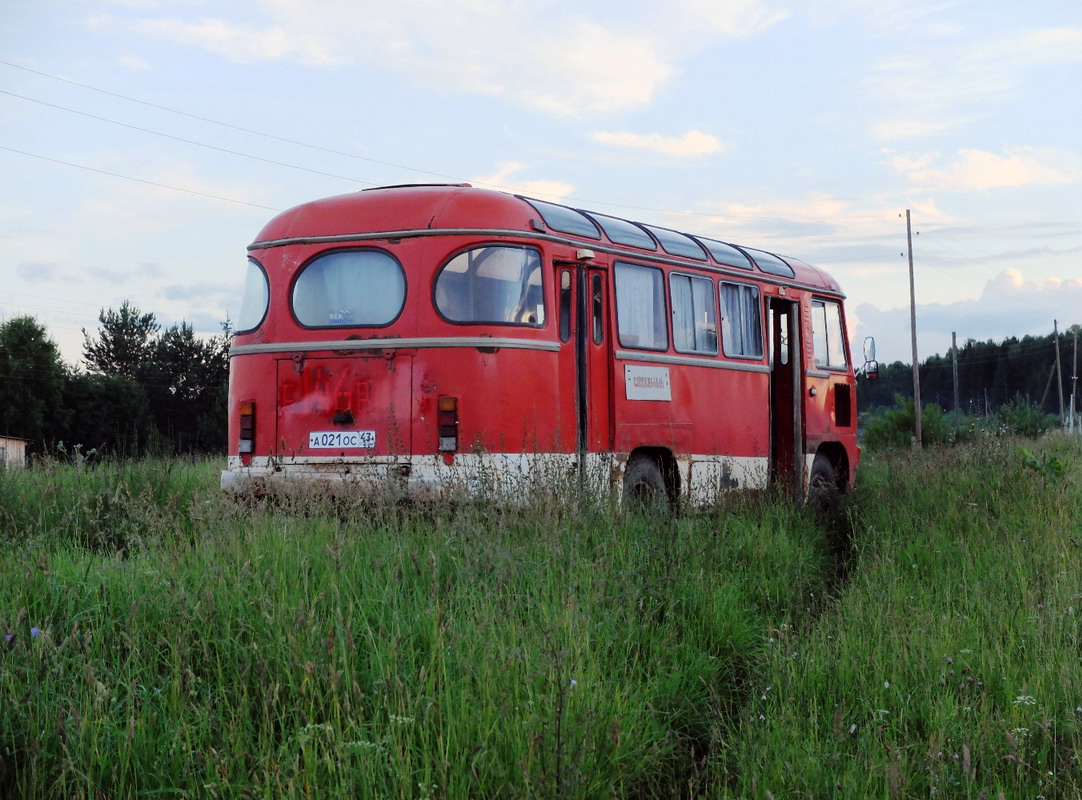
[555,259,613,463]
[768,298,803,501]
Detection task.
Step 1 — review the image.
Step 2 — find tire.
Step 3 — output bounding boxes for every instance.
[622,454,670,511]
[807,454,841,519]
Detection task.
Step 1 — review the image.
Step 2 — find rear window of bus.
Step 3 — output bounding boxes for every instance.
[292,249,406,328]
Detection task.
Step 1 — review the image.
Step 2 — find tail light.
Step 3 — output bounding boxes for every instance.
[239,400,255,465]
[437,395,458,452]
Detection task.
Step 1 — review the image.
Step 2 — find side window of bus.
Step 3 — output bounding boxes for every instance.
[670,273,718,355]
[614,262,668,351]
[292,249,406,327]
[812,299,848,368]
[719,282,763,359]
[435,245,545,326]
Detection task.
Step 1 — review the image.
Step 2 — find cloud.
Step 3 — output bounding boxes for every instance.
[890,147,1082,191]
[17,262,64,283]
[131,17,341,66]
[853,268,1082,361]
[470,162,574,202]
[117,0,793,116]
[669,0,789,37]
[162,283,231,303]
[864,25,1082,139]
[590,130,725,158]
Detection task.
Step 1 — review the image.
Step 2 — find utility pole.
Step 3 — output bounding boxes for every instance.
[906,209,922,447]
[1054,320,1065,428]
[1071,327,1078,434]
[951,331,961,428]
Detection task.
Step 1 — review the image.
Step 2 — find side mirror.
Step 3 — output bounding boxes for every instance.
[863,360,879,381]
[863,336,876,363]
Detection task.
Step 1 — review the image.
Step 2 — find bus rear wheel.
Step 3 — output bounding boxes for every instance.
[622,455,669,511]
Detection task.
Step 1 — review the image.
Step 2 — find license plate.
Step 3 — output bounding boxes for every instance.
[308,430,376,449]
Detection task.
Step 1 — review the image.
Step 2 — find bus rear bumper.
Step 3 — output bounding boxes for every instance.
[219,453,586,501]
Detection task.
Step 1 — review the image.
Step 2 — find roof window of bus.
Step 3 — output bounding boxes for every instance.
[641,225,707,260]
[812,299,848,369]
[743,248,796,278]
[719,281,763,359]
[696,238,754,270]
[519,197,601,239]
[435,245,545,326]
[615,262,668,351]
[236,258,269,333]
[292,249,406,328]
[584,213,657,249]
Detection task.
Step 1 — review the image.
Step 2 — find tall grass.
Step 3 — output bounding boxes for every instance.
[0,459,831,798]
[3,438,1078,798]
[725,435,1082,798]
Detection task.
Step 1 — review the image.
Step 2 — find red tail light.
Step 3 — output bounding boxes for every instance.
[437,395,458,452]
[239,400,255,465]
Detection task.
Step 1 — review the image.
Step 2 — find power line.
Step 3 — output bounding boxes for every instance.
[0,89,378,187]
[0,58,899,225]
[0,145,281,211]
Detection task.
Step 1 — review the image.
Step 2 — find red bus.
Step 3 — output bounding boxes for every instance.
[222,184,870,508]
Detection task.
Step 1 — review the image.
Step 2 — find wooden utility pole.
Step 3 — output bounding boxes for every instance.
[906,209,922,447]
[1071,328,1078,434]
[1054,320,1065,427]
[951,331,960,428]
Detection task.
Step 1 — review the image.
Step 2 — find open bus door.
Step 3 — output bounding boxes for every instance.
[769,297,804,501]
[555,256,613,470]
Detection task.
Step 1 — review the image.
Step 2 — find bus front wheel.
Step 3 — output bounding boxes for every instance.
[622,455,669,511]
[807,454,841,518]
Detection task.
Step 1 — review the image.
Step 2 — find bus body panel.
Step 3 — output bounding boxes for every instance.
[225,184,861,503]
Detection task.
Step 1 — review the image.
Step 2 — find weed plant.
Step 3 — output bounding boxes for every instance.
[724,435,1082,798]
[0,458,831,798]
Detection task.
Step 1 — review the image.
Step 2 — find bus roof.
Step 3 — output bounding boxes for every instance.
[252,184,843,293]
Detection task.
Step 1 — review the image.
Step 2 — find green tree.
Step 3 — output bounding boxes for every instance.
[82,300,159,380]
[0,316,67,445]
[62,373,157,455]
[141,322,230,452]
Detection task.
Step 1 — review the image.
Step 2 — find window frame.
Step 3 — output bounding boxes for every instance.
[811,298,849,370]
[614,260,669,352]
[718,280,765,360]
[668,271,719,356]
[432,243,547,329]
[290,247,407,330]
[235,257,270,334]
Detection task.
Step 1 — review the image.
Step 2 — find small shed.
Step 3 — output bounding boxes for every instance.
[0,436,29,469]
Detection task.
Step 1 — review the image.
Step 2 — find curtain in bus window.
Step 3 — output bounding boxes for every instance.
[435,246,545,326]
[720,282,762,358]
[812,300,847,368]
[670,273,718,355]
[615,263,667,350]
[292,250,406,327]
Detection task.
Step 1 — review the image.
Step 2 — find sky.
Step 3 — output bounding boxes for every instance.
[1,0,1080,370]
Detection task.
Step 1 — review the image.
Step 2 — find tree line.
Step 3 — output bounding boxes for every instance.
[859,325,1081,418]
[0,302,228,457]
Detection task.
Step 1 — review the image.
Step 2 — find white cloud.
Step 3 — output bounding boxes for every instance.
[855,267,1082,362]
[590,129,725,158]
[115,0,796,116]
[132,17,340,66]
[891,147,1082,191]
[671,0,789,37]
[864,25,1082,139]
[470,162,574,202]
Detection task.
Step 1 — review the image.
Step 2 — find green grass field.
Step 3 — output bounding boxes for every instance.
[1,438,1079,798]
